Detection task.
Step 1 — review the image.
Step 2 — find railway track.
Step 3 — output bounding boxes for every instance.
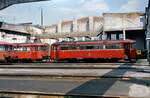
[0,78,149,98]
[0,62,149,69]
[0,63,149,98]
[0,67,149,79]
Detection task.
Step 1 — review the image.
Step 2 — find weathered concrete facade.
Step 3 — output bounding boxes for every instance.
[93,16,103,32]
[45,25,57,34]
[103,12,145,31]
[77,17,89,32]
[61,20,73,33]
[44,16,103,41]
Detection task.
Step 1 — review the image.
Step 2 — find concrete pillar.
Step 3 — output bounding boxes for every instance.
[73,19,77,32]
[146,39,150,63]
[146,6,150,63]
[123,29,126,40]
[89,16,94,32]
[0,31,2,41]
[58,21,62,33]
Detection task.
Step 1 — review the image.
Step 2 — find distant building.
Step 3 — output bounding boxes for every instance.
[43,12,145,47]
[44,16,103,42]
[0,29,30,43]
[103,12,146,52]
[0,22,45,43]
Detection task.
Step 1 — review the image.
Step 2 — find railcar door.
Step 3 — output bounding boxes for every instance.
[55,46,59,61]
[123,43,130,59]
[31,46,40,61]
[51,45,59,61]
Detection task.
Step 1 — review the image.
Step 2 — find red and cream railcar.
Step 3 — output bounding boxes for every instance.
[50,39,136,62]
[12,43,49,62]
[0,41,12,62]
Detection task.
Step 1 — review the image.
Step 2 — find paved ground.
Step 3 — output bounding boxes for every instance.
[0,67,149,78]
[0,63,149,97]
[0,78,149,97]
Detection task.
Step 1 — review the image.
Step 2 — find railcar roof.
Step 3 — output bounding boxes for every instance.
[52,39,136,45]
[13,43,48,47]
[0,41,12,45]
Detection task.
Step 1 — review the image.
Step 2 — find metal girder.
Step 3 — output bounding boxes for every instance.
[0,0,49,10]
[34,26,103,39]
[34,31,102,39]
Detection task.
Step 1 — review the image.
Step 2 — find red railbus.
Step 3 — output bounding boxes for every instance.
[50,39,137,62]
[12,43,49,62]
[0,41,13,62]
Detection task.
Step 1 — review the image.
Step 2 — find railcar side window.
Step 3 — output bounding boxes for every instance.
[79,45,103,50]
[86,46,95,49]
[79,46,85,50]
[69,45,76,50]
[22,47,27,51]
[98,45,103,49]
[40,46,48,51]
[60,46,68,50]
[106,44,121,49]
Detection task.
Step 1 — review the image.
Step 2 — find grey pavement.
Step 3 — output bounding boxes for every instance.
[0,68,149,78]
[0,78,149,97]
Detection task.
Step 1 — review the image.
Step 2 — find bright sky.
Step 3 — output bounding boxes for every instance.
[0,0,148,26]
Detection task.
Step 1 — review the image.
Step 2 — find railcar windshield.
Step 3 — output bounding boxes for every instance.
[0,45,5,51]
[124,43,133,50]
[0,45,12,51]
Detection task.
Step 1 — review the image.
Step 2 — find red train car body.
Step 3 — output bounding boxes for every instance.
[50,39,136,62]
[12,43,49,62]
[0,41,12,62]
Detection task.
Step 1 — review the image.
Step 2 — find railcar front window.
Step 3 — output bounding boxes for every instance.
[5,45,12,51]
[124,44,130,49]
[0,45,5,51]
[22,47,28,51]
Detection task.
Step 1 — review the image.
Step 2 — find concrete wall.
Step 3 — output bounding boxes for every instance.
[103,12,145,31]
[45,16,103,34]
[61,20,73,33]
[45,25,57,34]
[77,17,89,32]
[93,16,103,32]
